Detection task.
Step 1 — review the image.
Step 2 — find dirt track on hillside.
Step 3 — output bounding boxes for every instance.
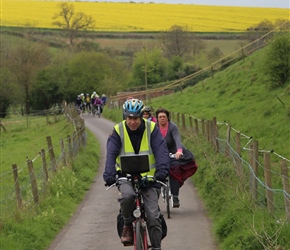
[47,115,219,250]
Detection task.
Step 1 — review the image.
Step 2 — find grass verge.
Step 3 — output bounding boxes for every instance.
[0,125,100,250]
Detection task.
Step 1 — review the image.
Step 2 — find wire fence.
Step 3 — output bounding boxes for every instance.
[0,104,86,219]
[171,112,290,222]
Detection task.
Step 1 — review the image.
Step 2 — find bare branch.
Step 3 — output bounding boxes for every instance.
[52,3,96,45]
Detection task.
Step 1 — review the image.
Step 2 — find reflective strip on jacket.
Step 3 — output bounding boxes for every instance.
[115,119,156,177]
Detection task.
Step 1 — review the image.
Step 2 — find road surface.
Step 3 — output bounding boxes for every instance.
[47,115,218,250]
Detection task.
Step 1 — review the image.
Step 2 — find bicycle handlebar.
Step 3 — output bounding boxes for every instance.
[106,175,167,191]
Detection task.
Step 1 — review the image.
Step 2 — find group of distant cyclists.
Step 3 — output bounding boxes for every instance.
[75,92,107,116]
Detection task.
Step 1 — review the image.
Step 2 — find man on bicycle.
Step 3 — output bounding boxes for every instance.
[103,98,169,250]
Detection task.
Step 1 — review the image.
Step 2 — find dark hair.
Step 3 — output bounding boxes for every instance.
[155,108,170,122]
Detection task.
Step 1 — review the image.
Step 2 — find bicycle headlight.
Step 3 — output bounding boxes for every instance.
[133,208,141,218]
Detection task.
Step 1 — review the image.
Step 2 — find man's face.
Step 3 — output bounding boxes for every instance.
[126,116,141,131]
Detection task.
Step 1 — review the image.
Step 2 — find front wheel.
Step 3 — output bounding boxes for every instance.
[135,221,146,250]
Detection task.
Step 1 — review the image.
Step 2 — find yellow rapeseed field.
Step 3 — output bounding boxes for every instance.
[1,0,289,32]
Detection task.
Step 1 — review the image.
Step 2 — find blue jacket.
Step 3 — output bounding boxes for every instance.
[103,119,170,185]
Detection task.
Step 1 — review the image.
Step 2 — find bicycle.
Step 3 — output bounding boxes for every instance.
[95,104,102,118]
[161,177,172,219]
[106,175,167,250]
[160,152,181,218]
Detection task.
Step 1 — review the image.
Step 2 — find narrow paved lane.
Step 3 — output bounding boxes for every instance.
[47,115,218,250]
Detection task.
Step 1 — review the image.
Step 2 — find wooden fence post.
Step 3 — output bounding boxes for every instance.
[169,112,176,122]
[67,134,72,159]
[210,120,214,148]
[249,142,258,201]
[12,164,22,209]
[264,152,274,213]
[201,119,205,137]
[235,132,243,176]
[194,118,199,135]
[225,124,231,157]
[181,114,186,130]
[73,131,77,156]
[177,113,180,125]
[212,117,218,153]
[82,126,86,146]
[40,149,48,183]
[46,136,57,172]
[60,138,67,166]
[206,120,210,142]
[281,159,290,222]
[249,144,256,200]
[189,116,193,130]
[27,160,39,204]
[252,141,259,200]
[77,128,82,149]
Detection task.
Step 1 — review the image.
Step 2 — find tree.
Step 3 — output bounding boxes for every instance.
[160,25,193,59]
[274,19,290,32]
[52,3,96,46]
[5,40,50,114]
[30,68,64,110]
[131,48,171,86]
[263,34,290,88]
[246,19,274,42]
[64,51,129,100]
[0,68,14,118]
[207,47,224,63]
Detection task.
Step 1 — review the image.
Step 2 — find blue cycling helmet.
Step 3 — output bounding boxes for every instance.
[123,99,144,117]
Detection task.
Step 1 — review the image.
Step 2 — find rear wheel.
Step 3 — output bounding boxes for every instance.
[135,221,145,250]
[165,187,171,219]
[97,106,101,118]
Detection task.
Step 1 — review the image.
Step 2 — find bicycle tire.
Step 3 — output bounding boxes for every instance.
[96,106,101,118]
[135,220,145,250]
[165,186,171,219]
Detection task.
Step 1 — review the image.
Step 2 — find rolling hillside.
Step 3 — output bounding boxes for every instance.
[148,47,290,160]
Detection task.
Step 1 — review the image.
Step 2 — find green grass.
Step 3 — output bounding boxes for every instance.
[147,49,290,161]
[0,113,100,250]
[1,114,74,173]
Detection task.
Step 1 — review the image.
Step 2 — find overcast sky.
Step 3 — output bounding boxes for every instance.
[83,0,289,8]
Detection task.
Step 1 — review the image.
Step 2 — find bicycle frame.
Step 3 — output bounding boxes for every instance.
[106,175,166,250]
[131,176,149,250]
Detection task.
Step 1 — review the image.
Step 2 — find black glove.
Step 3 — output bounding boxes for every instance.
[154,173,167,182]
[105,176,116,186]
[139,178,149,189]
